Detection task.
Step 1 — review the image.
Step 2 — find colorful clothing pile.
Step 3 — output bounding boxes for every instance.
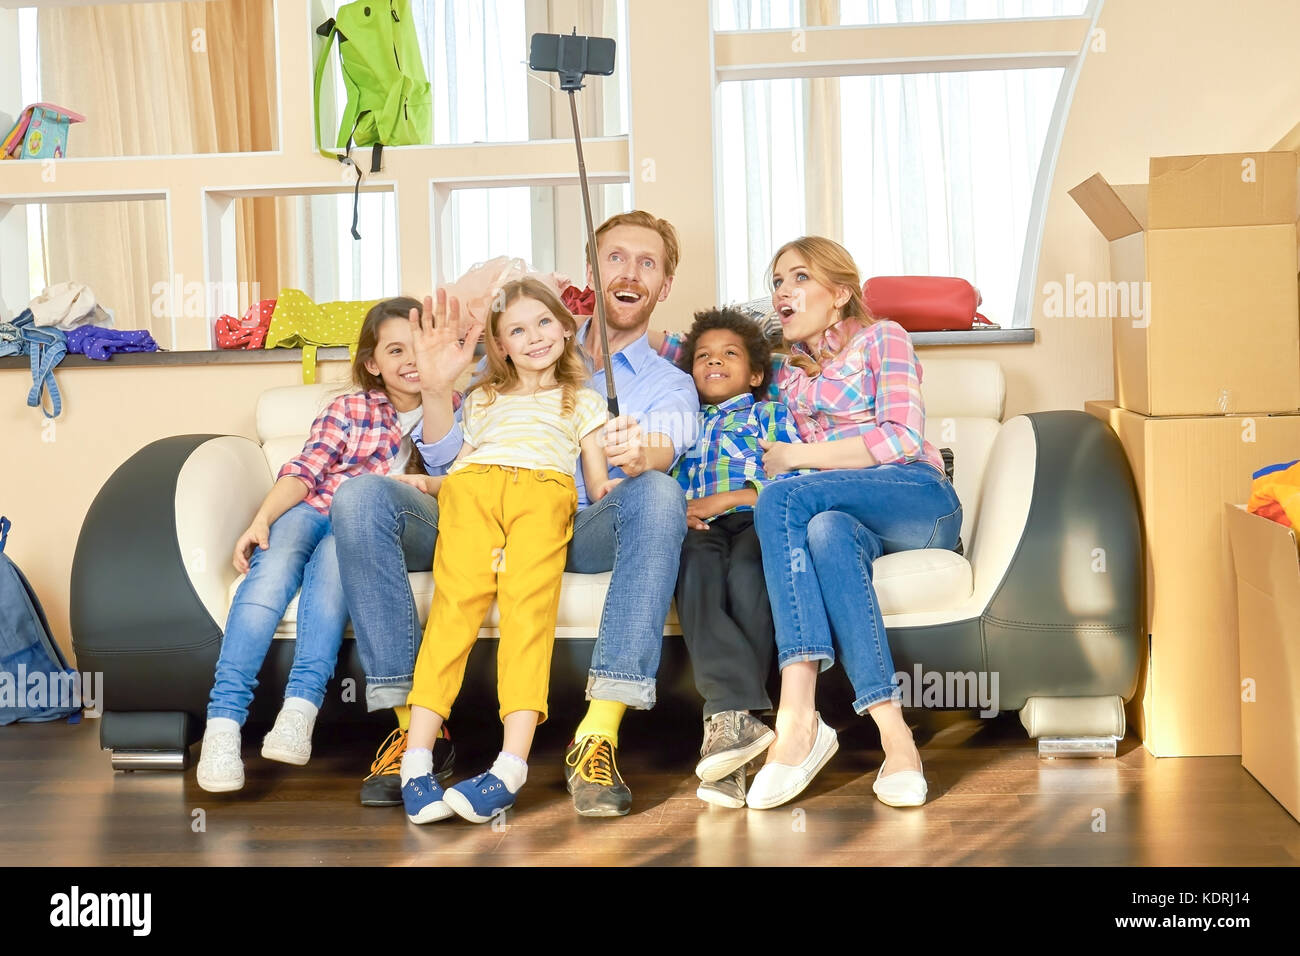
[1248,460,1300,529]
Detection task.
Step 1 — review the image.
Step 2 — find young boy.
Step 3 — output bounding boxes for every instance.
[671,307,803,808]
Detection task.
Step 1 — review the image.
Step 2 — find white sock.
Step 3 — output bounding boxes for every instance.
[491,751,528,793]
[205,717,240,738]
[401,748,433,785]
[281,696,319,724]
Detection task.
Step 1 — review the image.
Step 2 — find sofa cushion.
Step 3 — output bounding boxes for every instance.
[872,548,973,615]
[228,549,972,638]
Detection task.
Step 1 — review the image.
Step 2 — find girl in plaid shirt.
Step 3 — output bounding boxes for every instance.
[655,237,959,811]
[197,296,481,793]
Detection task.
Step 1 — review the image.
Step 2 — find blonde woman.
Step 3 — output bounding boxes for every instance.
[656,237,960,809]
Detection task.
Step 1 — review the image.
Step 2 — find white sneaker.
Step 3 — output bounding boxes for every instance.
[261,705,314,766]
[746,712,838,810]
[197,726,244,792]
[872,756,928,807]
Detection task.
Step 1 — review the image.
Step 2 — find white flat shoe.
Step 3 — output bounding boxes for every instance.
[197,728,244,793]
[872,757,928,807]
[261,705,314,766]
[745,713,838,810]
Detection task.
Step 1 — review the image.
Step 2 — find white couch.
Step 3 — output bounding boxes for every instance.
[72,357,1144,768]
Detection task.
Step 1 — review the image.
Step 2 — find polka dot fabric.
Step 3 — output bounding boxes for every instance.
[264,288,380,383]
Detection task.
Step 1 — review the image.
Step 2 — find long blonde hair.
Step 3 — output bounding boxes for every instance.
[467,278,589,422]
[768,236,872,374]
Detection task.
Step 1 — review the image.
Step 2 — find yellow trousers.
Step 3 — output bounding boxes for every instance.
[408,464,576,723]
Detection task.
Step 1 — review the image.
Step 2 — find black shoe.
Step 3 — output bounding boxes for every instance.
[564,735,632,817]
[359,726,455,807]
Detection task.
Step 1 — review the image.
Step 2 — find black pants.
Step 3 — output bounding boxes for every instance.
[674,510,775,718]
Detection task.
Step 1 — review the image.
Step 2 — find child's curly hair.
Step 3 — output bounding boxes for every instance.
[677,307,772,399]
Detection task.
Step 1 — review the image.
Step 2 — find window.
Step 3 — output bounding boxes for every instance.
[443,182,631,283]
[318,0,631,148]
[12,0,277,158]
[715,0,1088,31]
[13,198,172,346]
[717,68,1063,323]
[238,192,401,306]
[713,0,1100,326]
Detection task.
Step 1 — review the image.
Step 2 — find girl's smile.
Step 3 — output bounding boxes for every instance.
[364,316,423,411]
[496,298,570,382]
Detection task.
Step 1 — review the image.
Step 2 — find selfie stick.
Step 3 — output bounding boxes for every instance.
[569,93,618,419]
[544,30,619,419]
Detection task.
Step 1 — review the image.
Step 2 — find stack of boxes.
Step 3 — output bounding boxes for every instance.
[1073,149,1300,758]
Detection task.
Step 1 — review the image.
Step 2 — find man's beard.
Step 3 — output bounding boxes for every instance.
[600,280,659,332]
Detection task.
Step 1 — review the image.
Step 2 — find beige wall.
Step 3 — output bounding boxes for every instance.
[0,358,354,660]
[6,0,1300,663]
[970,0,1300,420]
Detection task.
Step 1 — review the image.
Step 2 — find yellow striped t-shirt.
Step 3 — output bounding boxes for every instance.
[451,386,608,475]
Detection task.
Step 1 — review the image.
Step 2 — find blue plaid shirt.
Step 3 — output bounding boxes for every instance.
[672,393,804,521]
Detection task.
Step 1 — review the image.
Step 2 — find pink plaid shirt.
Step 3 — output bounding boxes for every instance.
[779,318,944,474]
[659,318,943,475]
[278,390,457,514]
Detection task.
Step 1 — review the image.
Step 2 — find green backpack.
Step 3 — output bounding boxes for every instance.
[313,0,432,236]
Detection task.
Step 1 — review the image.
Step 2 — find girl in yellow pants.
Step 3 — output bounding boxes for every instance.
[401,278,618,824]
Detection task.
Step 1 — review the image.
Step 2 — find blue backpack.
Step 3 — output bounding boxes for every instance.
[0,516,80,724]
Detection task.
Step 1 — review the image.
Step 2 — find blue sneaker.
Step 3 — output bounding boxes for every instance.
[402,773,453,824]
[442,771,516,823]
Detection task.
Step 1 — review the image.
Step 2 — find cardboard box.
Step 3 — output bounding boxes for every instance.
[1086,400,1300,756]
[1071,152,1300,417]
[1225,504,1300,823]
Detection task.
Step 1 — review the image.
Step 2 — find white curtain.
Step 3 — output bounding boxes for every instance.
[717,0,1079,324]
[716,0,1086,28]
[415,0,628,282]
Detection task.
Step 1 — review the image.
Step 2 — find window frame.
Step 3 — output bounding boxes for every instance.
[0,0,634,350]
[708,0,1107,327]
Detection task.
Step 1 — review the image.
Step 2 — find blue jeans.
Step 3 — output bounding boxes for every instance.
[331,470,686,712]
[331,475,441,712]
[754,463,962,714]
[207,502,349,724]
[564,469,687,708]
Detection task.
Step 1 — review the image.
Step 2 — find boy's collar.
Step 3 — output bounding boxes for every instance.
[703,391,756,414]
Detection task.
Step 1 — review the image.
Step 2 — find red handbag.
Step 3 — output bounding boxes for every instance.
[215,299,276,349]
[861,277,994,332]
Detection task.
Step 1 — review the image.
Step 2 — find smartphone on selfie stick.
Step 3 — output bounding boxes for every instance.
[529,30,620,418]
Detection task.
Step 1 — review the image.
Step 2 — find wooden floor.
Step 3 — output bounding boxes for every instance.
[2,712,1297,867]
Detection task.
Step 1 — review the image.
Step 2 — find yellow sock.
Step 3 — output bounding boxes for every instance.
[574,700,627,747]
[394,705,410,731]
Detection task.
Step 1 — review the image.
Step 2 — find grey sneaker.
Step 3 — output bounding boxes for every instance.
[565,735,632,817]
[697,767,747,809]
[695,711,776,783]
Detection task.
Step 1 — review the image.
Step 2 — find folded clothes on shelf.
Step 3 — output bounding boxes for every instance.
[28,281,112,331]
[65,326,158,361]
